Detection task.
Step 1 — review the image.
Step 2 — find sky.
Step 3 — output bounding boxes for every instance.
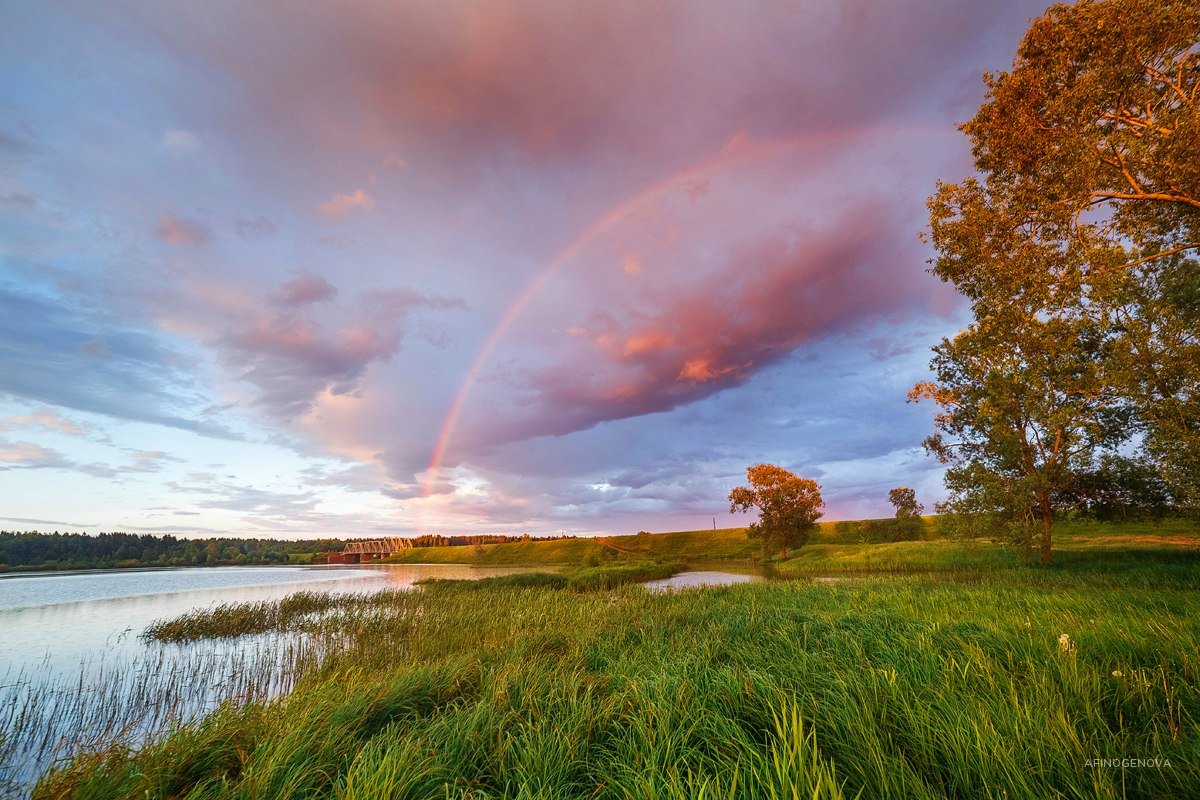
[0,0,1052,539]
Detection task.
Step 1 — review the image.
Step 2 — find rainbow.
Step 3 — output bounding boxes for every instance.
[417,125,952,531]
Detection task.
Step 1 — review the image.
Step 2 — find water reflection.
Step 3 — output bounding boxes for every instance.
[642,570,764,591]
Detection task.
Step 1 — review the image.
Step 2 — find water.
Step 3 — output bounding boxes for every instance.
[0,563,537,792]
[642,570,763,591]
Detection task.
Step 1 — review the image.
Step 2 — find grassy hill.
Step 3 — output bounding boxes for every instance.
[382,516,1200,571]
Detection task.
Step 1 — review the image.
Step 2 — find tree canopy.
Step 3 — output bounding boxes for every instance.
[910,315,1130,564]
[934,0,1200,304]
[729,464,824,559]
[887,487,925,541]
[923,0,1200,528]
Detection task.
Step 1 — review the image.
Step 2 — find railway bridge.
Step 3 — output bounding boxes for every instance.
[327,537,413,564]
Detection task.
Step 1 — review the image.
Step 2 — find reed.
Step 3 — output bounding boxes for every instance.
[0,634,324,795]
[142,589,417,643]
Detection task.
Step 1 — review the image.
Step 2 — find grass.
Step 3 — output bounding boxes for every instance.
[141,590,416,643]
[144,564,689,643]
[9,519,1199,798]
[27,543,1200,800]
[382,516,1200,575]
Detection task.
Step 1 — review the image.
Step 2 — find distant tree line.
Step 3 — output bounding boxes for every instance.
[398,533,572,548]
[1,530,583,572]
[0,531,344,572]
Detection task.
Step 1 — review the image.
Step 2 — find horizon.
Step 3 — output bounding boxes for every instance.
[0,1,1051,539]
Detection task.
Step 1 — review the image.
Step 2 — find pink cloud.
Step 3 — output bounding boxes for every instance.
[0,439,65,466]
[454,198,941,449]
[316,188,374,218]
[104,0,1032,207]
[156,214,211,245]
[224,313,395,414]
[621,251,642,276]
[272,272,338,306]
[216,282,463,418]
[683,177,710,204]
[0,407,85,436]
[622,330,673,358]
[677,357,738,384]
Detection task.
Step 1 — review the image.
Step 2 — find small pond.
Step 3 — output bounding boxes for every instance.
[642,570,764,591]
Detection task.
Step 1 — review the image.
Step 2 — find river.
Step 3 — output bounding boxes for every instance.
[0,563,539,793]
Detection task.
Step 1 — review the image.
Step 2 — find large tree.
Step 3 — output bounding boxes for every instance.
[927,0,1200,508]
[943,0,1200,288]
[729,464,824,559]
[910,314,1129,564]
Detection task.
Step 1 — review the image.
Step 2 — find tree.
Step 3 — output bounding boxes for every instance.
[946,0,1200,287]
[1070,453,1174,521]
[729,464,824,559]
[887,487,925,541]
[1094,255,1200,508]
[910,314,1130,564]
[927,0,1200,507]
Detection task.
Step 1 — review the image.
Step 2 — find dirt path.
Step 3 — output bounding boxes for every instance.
[596,537,647,556]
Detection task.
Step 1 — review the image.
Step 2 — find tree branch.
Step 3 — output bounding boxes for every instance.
[1087,190,1200,209]
[1094,243,1200,275]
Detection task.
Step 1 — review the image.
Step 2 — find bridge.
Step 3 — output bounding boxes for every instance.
[327,537,414,563]
[342,537,414,555]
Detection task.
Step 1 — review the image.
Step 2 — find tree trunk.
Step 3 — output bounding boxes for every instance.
[780,542,787,559]
[1039,497,1054,565]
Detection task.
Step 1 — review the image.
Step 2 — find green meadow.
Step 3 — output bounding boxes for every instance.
[31,519,1200,799]
[382,517,1200,572]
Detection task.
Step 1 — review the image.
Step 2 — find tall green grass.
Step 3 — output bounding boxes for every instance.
[145,564,687,642]
[142,590,416,643]
[32,556,1200,799]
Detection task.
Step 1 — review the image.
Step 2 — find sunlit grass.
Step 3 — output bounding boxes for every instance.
[382,517,1200,572]
[27,549,1200,799]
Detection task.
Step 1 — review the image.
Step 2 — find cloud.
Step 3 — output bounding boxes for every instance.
[271,272,337,306]
[163,128,202,153]
[0,287,237,438]
[1,192,37,209]
[316,189,373,219]
[0,438,118,478]
[118,449,183,473]
[0,515,96,529]
[235,215,276,237]
[156,214,212,245]
[217,280,462,418]
[0,439,69,467]
[469,200,933,445]
[0,127,37,158]
[83,0,1047,205]
[621,251,642,276]
[196,486,319,515]
[165,473,330,520]
[684,178,710,204]
[444,323,949,524]
[0,407,85,436]
[0,0,1051,532]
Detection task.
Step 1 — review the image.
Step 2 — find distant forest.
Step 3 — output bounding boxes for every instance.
[0,531,344,572]
[0,530,571,572]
